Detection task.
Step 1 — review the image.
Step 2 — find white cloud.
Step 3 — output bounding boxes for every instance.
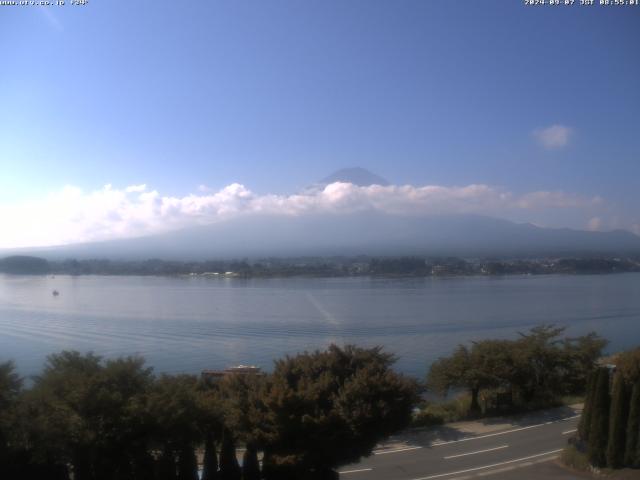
[125,184,147,193]
[516,191,602,210]
[0,182,611,249]
[533,124,572,148]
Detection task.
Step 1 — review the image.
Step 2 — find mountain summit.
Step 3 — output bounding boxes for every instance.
[320,167,390,187]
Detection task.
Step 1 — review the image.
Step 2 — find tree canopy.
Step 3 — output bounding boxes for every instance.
[0,345,417,480]
[427,326,607,415]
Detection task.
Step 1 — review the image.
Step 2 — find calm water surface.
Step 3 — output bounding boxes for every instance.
[1,273,639,378]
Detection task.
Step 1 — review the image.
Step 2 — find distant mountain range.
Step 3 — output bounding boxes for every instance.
[318,167,390,187]
[3,168,640,260]
[9,212,640,261]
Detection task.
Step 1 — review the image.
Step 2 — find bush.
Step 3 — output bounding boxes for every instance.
[411,395,471,427]
[412,408,444,427]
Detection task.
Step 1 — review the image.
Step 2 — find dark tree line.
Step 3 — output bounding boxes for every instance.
[2,255,639,277]
[0,345,417,480]
[427,326,608,417]
[577,348,640,469]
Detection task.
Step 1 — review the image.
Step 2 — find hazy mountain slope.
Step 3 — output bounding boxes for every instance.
[14,213,640,260]
[319,168,390,187]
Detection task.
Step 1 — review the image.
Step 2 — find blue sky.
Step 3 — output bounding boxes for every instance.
[1,1,639,247]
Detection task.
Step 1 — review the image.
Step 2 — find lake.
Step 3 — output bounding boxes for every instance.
[1,273,639,378]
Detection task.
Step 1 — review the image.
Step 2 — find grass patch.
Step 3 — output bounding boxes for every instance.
[558,394,585,406]
[560,445,591,472]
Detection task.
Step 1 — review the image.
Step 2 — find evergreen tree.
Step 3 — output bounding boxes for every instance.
[587,368,610,467]
[201,432,219,480]
[624,381,640,467]
[0,361,22,479]
[578,370,597,443]
[177,446,199,480]
[156,449,178,480]
[131,449,156,480]
[241,444,260,480]
[606,373,630,468]
[218,428,241,480]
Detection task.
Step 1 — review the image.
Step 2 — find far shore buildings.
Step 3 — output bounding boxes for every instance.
[201,365,264,383]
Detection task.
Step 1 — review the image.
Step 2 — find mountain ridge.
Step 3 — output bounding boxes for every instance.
[318,167,390,187]
[6,212,639,261]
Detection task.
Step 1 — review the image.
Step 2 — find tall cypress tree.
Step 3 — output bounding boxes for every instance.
[587,367,610,468]
[218,429,241,480]
[156,449,178,480]
[606,373,630,468]
[579,370,597,443]
[131,449,156,480]
[202,432,219,480]
[241,444,260,480]
[177,446,199,480]
[624,381,640,467]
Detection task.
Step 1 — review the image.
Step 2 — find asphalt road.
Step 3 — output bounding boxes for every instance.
[339,413,580,480]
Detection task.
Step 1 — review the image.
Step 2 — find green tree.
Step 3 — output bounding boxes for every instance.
[616,348,640,468]
[606,372,630,468]
[219,428,241,480]
[428,326,606,415]
[241,445,260,480]
[0,361,24,478]
[146,374,204,480]
[217,373,268,479]
[512,325,567,402]
[562,332,608,394]
[587,367,610,468]
[89,356,155,479]
[26,351,103,480]
[196,383,224,480]
[578,370,597,442]
[469,340,518,408]
[617,348,640,384]
[624,380,640,467]
[428,345,483,416]
[177,446,199,480]
[156,450,178,480]
[260,345,417,479]
[428,340,516,415]
[20,352,155,480]
[201,432,219,480]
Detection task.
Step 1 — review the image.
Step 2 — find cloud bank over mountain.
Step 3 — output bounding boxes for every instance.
[1,178,632,250]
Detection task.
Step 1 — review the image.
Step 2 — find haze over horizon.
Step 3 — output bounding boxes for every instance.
[2,1,639,249]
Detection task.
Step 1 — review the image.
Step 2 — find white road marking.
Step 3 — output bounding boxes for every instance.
[409,449,563,480]
[562,428,577,435]
[431,415,580,446]
[338,468,373,475]
[374,446,422,455]
[477,465,516,476]
[444,445,509,460]
[475,455,560,476]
